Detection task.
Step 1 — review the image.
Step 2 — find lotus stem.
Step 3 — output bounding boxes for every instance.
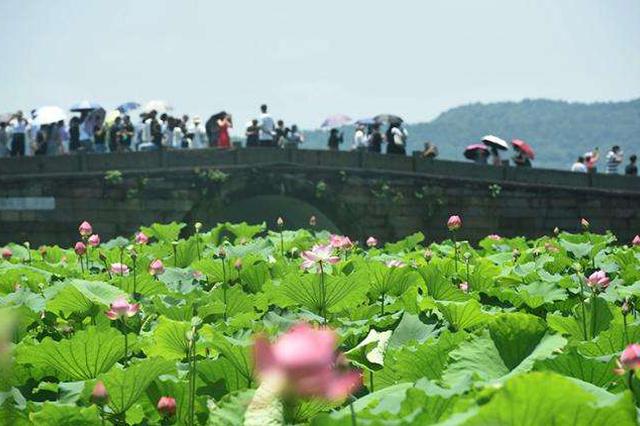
[590,292,597,340]
[453,233,458,273]
[319,261,327,324]
[222,257,227,321]
[350,395,357,426]
[578,279,588,340]
[132,257,137,299]
[369,370,374,392]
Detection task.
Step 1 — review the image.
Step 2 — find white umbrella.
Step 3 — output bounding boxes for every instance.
[482,135,509,150]
[33,106,67,125]
[143,100,172,114]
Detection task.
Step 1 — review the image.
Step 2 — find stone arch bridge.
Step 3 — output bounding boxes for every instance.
[0,148,638,246]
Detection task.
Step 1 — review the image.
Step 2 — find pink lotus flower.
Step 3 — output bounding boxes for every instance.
[1,248,12,260]
[105,296,139,320]
[581,218,589,230]
[620,344,640,370]
[300,244,340,271]
[386,259,406,268]
[135,232,149,245]
[91,381,109,405]
[366,237,378,247]
[110,263,130,276]
[487,234,501,240]
[459,282,469,293]
[79,221,93,237]
[586,270,610,290]
[447,215,462,231]
[157,396,177,417]
[74,241,86,256]
[633,235,640,246]
[329,234,353,249]
[148,259,164,275]
[88,234,100,247]
[253,323,362,400]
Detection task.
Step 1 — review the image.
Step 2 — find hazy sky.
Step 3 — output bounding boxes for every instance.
[1,0,639,132]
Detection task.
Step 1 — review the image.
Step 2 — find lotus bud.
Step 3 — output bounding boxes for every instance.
[1,248,12,260]
[581,218,589,230]
[129,249,137,260]
[632,235,640,246]
[234,258,242,270]
[74,241,87,256]
[366,237,378,248]
[553,227,560,236]
[24,241,30,249]
[586,270,610,291]
[277,216,284,228]
[88,234,100,247]
[91,381,109,405]
[218,246,226,258]
[78,221,93,237]
[135,232,149,245]
[195,222,203,232]
[447,215,462,231]
[99,251,107,262]
[149,259,164,276]
[459,282,469,293]
[424,248,433,260]
[620,344,640,371]
[512,249,520,260]
[622,299,631,315]
[309,215,317,226]
[157,396,177,417]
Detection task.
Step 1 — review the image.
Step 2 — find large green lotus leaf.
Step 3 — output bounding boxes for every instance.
[46,279,127,317]
[384,232,424,253]
[559,239,594,259]
[578,323,640,357]
[207,389,255,426]
[267,229,315,254]
[463,372,636,426]
[535,347,617,387]
[224,239,274,260]
[141,317,190,360]
[211,285,255,319]
[368,263,419,298]
[140,222,186,242]
[157,267,200,294]
[514,280,568,308]
[0,288,45,313]
[442,328,566,386]
[29,402,101,425]
[346,329,392,370]
[387,312,437,349]
[488,313,547,370]
[191,258,240,284]
[208,332,254,385]
[15,326,125,381]
[197,358,252,397]
[0,264,50,293]
[239,261,271,293]
[114,273,168,298]
[467,260,500,292]
[547,295,613,340]
[273,271,368,315]
[417,264,469,302]
[224,222,266,242]
[436,300,489,331]
[394,331,466,382]
[99,358,173,415]
[150,295,195,321]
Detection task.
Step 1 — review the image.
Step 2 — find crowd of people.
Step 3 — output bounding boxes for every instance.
[571,146,637,176]
[0,103,637,177]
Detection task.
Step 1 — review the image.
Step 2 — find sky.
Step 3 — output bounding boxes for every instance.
[1,0,639,133]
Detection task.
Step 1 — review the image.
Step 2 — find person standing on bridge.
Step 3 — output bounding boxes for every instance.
[327,128,343,151]
[368,123,383,153]
[217,113,232,149]
[259,104,275,147]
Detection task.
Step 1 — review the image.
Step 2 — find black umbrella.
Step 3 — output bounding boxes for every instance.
[374,114,403,125]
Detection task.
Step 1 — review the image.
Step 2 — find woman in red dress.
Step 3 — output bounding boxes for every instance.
[217,114,232,149]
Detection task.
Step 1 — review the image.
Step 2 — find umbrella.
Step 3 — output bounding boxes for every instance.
[33,106,67,125]
[0,113,13,124]
[70,100,102,112]
[355,117,376,126]
[482,135,509,150]
[374,114,403,125]
[143,100,172,114]
[512,139,535,159]
[464,143,489,160]
[321,114,352,128]
[83,108,106,134]
[117,102,141,113]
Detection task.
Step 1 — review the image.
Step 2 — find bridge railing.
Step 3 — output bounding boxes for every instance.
[0,147,638,192]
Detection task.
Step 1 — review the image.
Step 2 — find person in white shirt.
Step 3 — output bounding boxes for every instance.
[191,116,207,149]
[571,156,588,173]
[9,111,28,156]
[258,104,275,147]
[352,125,368,151]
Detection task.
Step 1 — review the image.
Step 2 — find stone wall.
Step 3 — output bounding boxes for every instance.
[0,148,638,246]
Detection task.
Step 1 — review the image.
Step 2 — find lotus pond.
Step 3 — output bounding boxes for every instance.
[2,219,640,425]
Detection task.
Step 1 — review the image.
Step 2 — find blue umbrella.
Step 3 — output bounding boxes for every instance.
[70,100,102,112]
[355,117,376,126]
[117,102,141,113]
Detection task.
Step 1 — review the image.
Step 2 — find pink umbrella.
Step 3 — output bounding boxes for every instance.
[512,139,535,159]
[321,114,352,129]
[464,144,489,160]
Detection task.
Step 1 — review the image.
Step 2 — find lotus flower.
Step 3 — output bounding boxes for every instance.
[148,259,164,275]
[1,248,12,260]
[447,215,462,231]
[276,217,284,227]
[234,258,242,270]
[110,263,130,276]
[632,235,640,246]
[157,396,176,417]
[253,323,362,400]
[366,237,378,247]
[74,241,86,256]
[105,297,139,320]
[79,221,93,237]
[88,234,100,247]
[135,232,149,245]
[459,282,469,293]
[586,270,610,290]
[300,244,340,271]
[329,234,353,249]
[620,344,640,370]
[487,234,501,240]
[386,259,406,268]
[581,218,589,230]
[91,381,109,405]
[309,215,317,226]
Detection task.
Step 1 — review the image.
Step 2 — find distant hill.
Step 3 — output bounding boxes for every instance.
[301,98,640,170]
